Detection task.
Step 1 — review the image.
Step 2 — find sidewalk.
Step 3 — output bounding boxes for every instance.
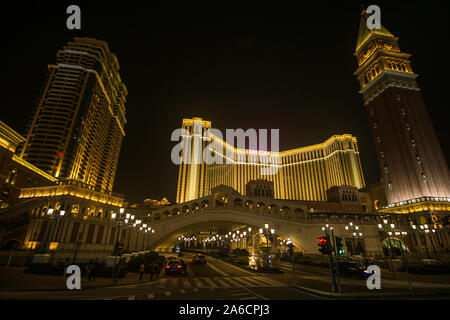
[0,266,161,292]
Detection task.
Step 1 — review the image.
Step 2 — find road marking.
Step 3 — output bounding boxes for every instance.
[231,292,250,296]
[242,277,267,287]
[233,277,255,286]
[214,278,231,288]
[223,277,242,286]
[207,261,230,276]
[203,277,218,288]
[253,276,286,287]
[242,287,269,300]
[128,296,135,300]
[193,278,205,288]
[147,293,154,299]
[164,291,171,296]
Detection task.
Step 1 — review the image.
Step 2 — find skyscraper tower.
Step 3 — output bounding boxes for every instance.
[19,37,127,192]
[354,11,450,207]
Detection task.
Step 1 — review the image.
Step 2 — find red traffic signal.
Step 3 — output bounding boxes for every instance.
[317,236,331,254]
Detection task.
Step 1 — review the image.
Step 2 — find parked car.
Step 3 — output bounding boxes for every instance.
[192,254,207,265]
[337,261,367,279]
[165,260,185,275]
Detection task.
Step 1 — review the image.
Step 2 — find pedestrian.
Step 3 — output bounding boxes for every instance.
[86,260,94,281]
[149,262,155,281]
[139,263,145,280]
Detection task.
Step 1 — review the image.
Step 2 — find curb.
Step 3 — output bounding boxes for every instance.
[289,284,450,299]
[0,278,161,293]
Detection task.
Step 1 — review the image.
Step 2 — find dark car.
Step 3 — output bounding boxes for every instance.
[337,261,367,279]
[192,254,207,265]
[165,260,185,275]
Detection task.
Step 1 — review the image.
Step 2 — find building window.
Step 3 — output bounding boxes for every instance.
[422,173,427,182]
[384,165,389,174]
[416,155,421,164]
[377,136,381,143]
[411,138,416,147]
[373,122,377,129]
[401,108,406,116]
[388,181,393,190]
[380,150,384,158]
[370,108,374,116]
[406,123,410,131]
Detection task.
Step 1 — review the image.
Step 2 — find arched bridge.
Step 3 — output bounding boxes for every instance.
[147,185,383,254]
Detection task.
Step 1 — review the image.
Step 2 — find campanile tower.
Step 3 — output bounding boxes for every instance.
[354,11,450,207]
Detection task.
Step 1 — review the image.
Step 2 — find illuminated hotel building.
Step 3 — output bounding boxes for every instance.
[176,117,365,203]
[354,11,450,212]
[19,37,127,192]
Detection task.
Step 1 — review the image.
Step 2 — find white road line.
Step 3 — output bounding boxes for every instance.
[242,287,270,300]
[242,277,268,287]
[164,291,171,296]
[231,292,250,296]
[253,276,286,287]
[203,277,218,288]
[193,278,205,288]
[147,293,154,299]
[207,261,230,276]
[214,278,231,288]
[128,296,135,300]
[234,277,255,286]
[223,277,242,286]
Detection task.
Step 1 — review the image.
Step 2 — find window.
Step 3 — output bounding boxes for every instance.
[388,181,393,190]
[384,165,389,174]
[370,108,374,116]
[401,108,406,116]
[411,138,416,147]
[406,123,411,131]
[416,155,421,164]
[377,136,381,143]
[380,151,385,158]
[422,173,427,182]
[396,94,401,101]
[373,122,377,129]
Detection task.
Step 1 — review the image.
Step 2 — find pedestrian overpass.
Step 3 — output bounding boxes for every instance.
[146,185,384,254]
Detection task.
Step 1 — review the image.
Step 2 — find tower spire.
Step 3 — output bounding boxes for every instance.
[356,10,395,53]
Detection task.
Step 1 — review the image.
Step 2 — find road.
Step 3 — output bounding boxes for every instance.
[0,253,325,300]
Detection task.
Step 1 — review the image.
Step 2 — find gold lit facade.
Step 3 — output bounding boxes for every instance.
[354,11,450,210]
[19,37,127,192]
[176,117,365,203]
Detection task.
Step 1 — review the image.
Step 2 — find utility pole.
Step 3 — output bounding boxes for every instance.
[331,228,341,293]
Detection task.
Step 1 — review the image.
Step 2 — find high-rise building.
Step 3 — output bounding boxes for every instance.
[354,11,450,209]
[176,117,365,203]
[19,37,127,192]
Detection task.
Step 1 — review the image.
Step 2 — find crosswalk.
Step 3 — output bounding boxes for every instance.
[157,276,286,289]
[104,276,285,300]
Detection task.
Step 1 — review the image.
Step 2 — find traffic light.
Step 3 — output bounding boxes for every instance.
[317,236,331,255]
[335,236,344,255]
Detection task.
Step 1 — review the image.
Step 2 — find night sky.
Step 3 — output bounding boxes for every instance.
[1,1,448,204]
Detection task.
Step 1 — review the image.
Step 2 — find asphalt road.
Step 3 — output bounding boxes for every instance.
[0,253,325,300]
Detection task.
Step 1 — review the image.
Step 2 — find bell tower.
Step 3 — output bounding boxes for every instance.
[354,11,450,209]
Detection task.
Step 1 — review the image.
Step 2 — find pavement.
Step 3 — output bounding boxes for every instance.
[1,253,450,300]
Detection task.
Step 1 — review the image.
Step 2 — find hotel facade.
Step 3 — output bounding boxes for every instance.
[176,117,365,204]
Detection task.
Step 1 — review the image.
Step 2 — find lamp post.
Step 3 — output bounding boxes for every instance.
[344,222,363,256]
[377,216,397,279]
[259,224,275,270]
[411,223,437,259]
[111,208,125,284]
[322,224,340,293]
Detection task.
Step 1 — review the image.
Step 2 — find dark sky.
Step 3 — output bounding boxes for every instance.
[1,1,449,204]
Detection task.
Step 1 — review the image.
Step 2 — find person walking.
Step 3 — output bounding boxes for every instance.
[149,262,156,281]
[139,263,145,280]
